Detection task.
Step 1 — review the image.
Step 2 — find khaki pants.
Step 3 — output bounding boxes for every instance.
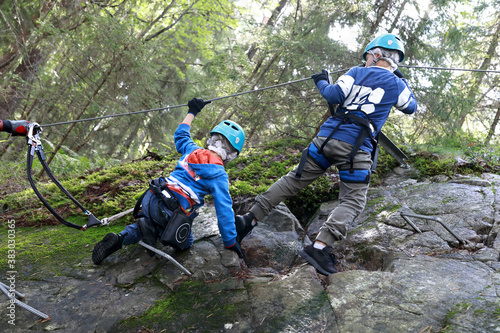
[249,136,372,246]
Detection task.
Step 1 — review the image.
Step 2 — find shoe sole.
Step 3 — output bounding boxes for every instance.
[92,244,106,265]
[299,249,337,275]
[92,233,118,265]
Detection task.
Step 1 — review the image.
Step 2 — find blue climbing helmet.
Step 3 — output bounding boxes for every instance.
[210,120,245,155]
[363,33,405,62]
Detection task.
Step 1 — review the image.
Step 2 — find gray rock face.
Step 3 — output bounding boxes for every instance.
[1,170,499,332]
[328,171,500,333]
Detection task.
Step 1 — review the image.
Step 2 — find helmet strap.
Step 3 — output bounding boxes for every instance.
[224,152,238,166]
[367,48,398,72]
[207,134,237,165]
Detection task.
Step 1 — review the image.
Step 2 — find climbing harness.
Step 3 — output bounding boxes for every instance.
[26,123,104,230]
[295,109,377,181]
[134,177,196,250]
[295,70,378,181]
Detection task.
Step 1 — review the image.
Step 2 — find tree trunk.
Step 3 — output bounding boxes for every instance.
[0,1,56,118]
[314,109,331,137]
[371,0,391,35]
[457,21,500,128]
[0,48,44,118]
[213,0,290,126]
[72,122,113,153]
[484,104,500,146]
[42,59,119,172]
[246,0,289,61]
[359,0,392,48]
[388,0,408,33]
[114,120,142,158]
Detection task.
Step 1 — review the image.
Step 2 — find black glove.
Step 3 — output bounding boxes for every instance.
[226,242,243,258]
[393,68,405,79]
[235,212,257,243]
[187,98,211,116]
[311,69,329,85]
[0,119,30,136]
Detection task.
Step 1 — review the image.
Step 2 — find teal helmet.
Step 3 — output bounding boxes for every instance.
[210,120,245,154]
[363,33,405,62]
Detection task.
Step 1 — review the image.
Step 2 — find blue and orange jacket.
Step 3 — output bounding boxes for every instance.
[166,123,237,248]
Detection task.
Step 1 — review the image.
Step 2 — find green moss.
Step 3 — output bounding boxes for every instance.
[1,159,176,227]
[377,203,401,215]
[285,175,339,224]
[408,146,500,179]
[474,308,486,316]
[258,290,331,332]
[445,302,472,321]
[366,196,385,208]
[365,196,401,221]
[0,219,129,277]
[119,280,248,332]
[442,197,457,204]
[370,147,401,185]
[226,139,305,193]
[439,326,457,333]
[410,154,455,178]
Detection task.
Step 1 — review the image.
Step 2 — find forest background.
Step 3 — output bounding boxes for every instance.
[0,0,499,179]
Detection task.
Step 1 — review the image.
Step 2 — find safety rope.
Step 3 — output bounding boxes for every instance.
[40,73,335,128]
[400,65,500,74]
[39,65,500,128]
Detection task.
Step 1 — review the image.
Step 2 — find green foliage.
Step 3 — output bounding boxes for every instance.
[409,132,500,178]
[1,0,500,171]
[370,146,401,185]
[411,154,456,178]
[0,0,241,163]
[48,149,121,176]
[226,138,306,197]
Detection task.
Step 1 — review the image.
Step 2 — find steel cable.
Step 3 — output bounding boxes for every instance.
[40,65,500,128]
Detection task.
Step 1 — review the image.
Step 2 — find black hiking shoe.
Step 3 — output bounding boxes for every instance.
[299,244,338,275]
[137,217,158,257]
[92,233,123,265]
[235,212,257,243]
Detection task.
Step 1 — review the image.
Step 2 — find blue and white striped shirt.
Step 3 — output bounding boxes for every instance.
[316,66,417,153]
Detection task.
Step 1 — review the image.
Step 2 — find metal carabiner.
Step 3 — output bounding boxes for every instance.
[27,122,42,147]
